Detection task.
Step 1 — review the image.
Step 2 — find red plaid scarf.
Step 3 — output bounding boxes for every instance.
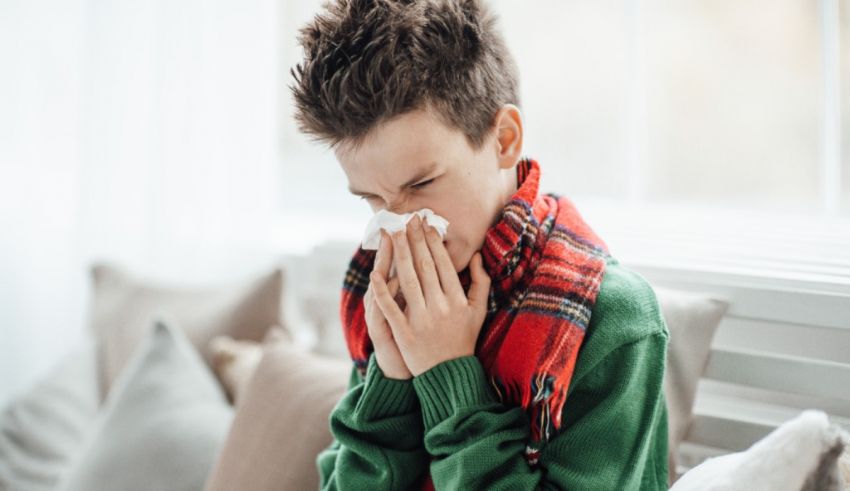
[340,157,611,487]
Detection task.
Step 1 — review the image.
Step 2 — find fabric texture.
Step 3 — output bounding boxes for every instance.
[204,328,351,491]
[55,318,233,491]
[326,157,671,490]
[89,262,284,397]
[654,286,729,485]
[0,341,99,491]
[670,409,849,491]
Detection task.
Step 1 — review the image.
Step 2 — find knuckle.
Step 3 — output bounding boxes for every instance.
[418,256,434,271]
[402,277,419,291]
[434,301,450,317]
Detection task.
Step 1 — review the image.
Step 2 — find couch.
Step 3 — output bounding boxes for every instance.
[1,239,847,490]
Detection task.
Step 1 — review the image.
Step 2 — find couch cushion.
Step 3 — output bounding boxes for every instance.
[654,286,729,485]
[56,318,233,491]
[208,334,268,405]
[89,262,284,396]
[670,409,849,491]
[204,328,351,491]
[0,341,99,491]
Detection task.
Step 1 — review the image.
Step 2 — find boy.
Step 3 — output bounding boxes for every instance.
[289,0,670,489]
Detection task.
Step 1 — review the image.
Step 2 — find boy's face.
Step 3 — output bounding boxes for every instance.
[336,105,521,273]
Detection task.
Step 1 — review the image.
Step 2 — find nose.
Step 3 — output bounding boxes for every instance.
[383,201,416,216]
[384,205,405,215]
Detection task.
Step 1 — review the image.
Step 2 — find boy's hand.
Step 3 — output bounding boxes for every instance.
[369,214,491,377]
[364,229,412,380]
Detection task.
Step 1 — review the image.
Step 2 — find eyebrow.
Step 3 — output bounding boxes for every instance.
[348,162,438,197]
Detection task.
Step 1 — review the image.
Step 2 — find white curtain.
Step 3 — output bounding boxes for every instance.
[0,0,283,405]
[2,0,846,406]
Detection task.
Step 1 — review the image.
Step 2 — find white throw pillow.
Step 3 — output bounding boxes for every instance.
[670,409,849,491]
[0,341,99,491]
[56,318,233,491]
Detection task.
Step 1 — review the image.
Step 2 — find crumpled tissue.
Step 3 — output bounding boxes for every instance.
[361,208,449,250]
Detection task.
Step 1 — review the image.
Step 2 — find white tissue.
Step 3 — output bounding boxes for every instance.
[361,208,450,250]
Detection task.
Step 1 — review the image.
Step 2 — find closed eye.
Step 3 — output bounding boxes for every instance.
[358,177,436,201]
[411,178,435,189]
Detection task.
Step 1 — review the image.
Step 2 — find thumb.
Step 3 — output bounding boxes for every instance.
[467,252,491,309]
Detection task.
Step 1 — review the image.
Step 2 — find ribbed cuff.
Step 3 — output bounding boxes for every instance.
[412,355,497,431]
[354,352,419,420]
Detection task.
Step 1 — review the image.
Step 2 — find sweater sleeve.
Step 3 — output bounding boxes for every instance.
[411,331,670,491]
[316,351,430,491]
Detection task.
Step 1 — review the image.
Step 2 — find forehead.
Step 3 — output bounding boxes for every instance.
[337,109,448,162]
[335,108,459,185]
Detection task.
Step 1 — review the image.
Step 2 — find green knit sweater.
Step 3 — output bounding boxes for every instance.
[317,255,670,490]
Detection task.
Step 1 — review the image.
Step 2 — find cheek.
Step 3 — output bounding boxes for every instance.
[442,241,461,273]
[441,232,472,273]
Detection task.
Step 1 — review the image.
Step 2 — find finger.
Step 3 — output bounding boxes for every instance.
[374,229,393,278]
[387,275,399,297]
[364,292,390,340]
[467,252,491,310]
[406,214,443,305]
[422,220,464,299]
[369,270,408,333]
[387,276,407,312]
[390,228,426,315]
[387,275,401,303]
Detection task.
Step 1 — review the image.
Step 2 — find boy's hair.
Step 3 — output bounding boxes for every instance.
[289,0,521,151]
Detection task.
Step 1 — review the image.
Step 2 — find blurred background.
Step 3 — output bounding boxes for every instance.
[1,0,848,405]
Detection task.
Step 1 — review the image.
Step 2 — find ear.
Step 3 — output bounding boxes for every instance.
[492,104,523,170]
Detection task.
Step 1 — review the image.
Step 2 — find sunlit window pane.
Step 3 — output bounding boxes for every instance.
[642,0,822,213]
[491,0,630,200]
[278,1,845,219]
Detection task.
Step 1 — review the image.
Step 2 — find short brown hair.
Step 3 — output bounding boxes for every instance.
[289,0,521,150]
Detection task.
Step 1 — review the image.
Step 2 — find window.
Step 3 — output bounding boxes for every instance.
[277,1,850,280]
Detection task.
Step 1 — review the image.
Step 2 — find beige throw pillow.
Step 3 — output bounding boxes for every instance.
[653,286,729,486]
[89,262,284,397]
[204,328,351,491]
[209,335,268,405]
